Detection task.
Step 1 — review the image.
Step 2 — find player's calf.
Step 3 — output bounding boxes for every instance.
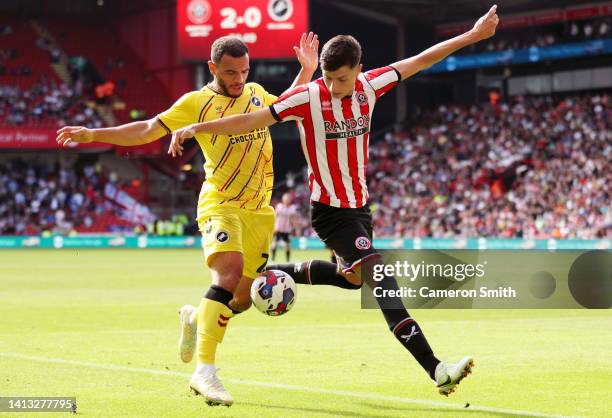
[267,260,362,289]
[229,293,252,312]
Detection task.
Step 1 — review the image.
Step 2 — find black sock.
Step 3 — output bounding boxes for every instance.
[286,249,291,261]
[271,247,277,261]
[204,285,244,314]
[373,275,440,379]
[267,260,361,289]
[204,284,232,307]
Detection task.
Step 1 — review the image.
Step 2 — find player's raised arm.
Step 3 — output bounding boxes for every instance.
[168,108,277,157]
[391,5,499,80]
[56,118,168,147]
[285,32,319,92]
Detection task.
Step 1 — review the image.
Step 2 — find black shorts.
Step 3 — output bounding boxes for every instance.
[274,231,291,243]
[310,201,378,271]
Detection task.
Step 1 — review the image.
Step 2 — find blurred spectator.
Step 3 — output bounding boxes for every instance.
[95,81,115,102]
[129,108,146,121]
[0,24,13,36]
[583,22,594,39]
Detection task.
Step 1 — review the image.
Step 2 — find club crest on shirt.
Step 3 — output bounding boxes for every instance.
[251,96,261,107]
[356,92,368,105]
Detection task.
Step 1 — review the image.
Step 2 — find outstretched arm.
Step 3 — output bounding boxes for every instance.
[168,108,277,157]
[56,118,167,147]
[285,32,319,92]
[391,5,499,80]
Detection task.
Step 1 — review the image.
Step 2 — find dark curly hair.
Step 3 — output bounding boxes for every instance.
[211,36,248,64]
[320,35,362,71]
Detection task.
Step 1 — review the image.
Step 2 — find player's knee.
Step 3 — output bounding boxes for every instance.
[339,269,363,288]
[214,273,242,291]
[340,252,383,288]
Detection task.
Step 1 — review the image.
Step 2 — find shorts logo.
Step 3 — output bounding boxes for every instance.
[355,236,371,250]
[216,231,229,243]
[356,92,368,105]
[251,96,261,107]
[204,218,213,234]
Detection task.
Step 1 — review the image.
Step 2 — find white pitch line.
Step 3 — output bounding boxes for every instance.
[0,352,578,418]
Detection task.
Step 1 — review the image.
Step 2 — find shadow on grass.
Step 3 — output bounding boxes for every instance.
[232,402,528,418]
[236,400,529,418]
[238,401,389,417]
[356,400,531,417]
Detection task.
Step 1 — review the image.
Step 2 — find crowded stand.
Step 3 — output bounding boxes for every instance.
[0,74,104,128]
[287,92,611,239]
[1,11,610,240]
[0,159,154,235]
[453,17,611,54]
[0,18,106,128]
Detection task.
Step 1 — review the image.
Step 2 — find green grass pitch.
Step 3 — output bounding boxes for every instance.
[0,249,610,417]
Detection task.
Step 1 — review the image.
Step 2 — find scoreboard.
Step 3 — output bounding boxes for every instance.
[177,0,308,61]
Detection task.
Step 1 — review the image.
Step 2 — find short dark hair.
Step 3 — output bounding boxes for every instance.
[211,36,248,64]
[320,35,362,71]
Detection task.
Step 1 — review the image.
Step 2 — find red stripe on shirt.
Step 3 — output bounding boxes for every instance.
[355,78,370,202]
[297,86,329,205]
[364,66,399,100]
[278,102,309,121]
[317,80,349,207]
[341,97,362,206]
[274,84,309,104]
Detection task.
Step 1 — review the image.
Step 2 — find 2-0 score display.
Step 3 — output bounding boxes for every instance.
[177,0,308,60]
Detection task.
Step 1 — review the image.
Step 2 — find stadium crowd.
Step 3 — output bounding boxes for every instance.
[0,159,111,235]
[287,92,610,239]
[460,17,611,54]
[0,73,104,128]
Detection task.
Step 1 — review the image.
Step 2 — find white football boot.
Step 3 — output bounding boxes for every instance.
[177,305,197,363]
[189,370,234,407]
[434,356,474,396]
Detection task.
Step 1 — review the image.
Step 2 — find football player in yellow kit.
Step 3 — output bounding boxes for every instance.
[56,32,319,407]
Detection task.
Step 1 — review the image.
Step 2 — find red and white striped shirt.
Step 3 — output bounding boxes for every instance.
[270,66,400,208]
[274,202,296,233]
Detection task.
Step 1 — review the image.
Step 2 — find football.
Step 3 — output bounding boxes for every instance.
[250,269,297,316]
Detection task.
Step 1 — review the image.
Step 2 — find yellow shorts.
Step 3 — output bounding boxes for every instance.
[198,205,275,279]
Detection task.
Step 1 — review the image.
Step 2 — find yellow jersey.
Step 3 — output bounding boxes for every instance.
[157,83,277,213]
